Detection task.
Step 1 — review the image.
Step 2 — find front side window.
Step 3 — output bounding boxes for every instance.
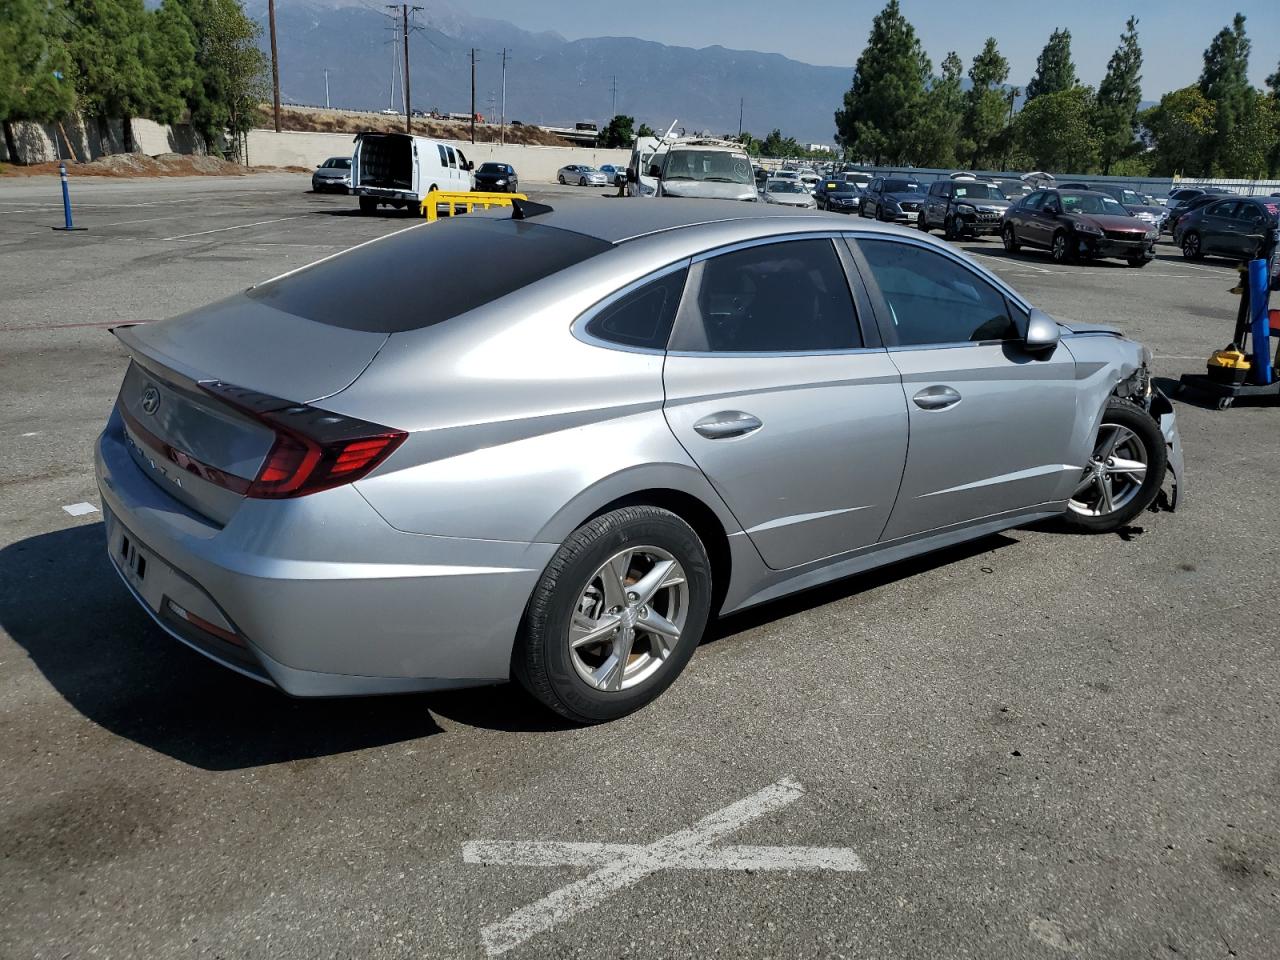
[855,239,1018,347]
[1207,200,1238,218]
[437,144,448,165]
[445,146,457,168]
[583,268,688,350]
[670,239,859,353]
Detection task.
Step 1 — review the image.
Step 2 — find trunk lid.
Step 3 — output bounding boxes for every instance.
[112,295,388,524]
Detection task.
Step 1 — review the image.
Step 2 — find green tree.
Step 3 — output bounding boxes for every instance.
[961,37,1009,168]
[181,0,268,158]
[0,0,77,161]
[1224,90,1279,178]
[1141,85,1217,176]
[635,121,655,138]
[1093,16,1143,174]
[1014,86,1098,173]
[146,0,199,124]
[1025,28,1075,101]
[601,113,634,148]
[1198,12,1251,175]
[761,127,801,158]
[67,0,153,150]
[911,51,963,167]
[834,0,930,164]
[1266,60,1280,175]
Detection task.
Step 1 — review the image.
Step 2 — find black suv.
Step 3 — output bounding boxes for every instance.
[859,176,927,223]
[920,179,1010,240]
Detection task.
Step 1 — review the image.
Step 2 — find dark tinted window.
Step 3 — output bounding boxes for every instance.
[584,268,687,350]
[1207,200,1238,217]
[437,144,448,165]
[671,239,859,353]
[1023,191,1046,210]
[883,179,920,193]
[248,219,610,333]
[856,239,1018,346]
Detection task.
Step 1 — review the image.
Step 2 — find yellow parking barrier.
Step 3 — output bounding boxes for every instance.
[420,190,528,222]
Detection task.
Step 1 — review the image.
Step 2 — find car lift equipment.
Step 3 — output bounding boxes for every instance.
[419,189,529,223]
[1179,226,1280,410]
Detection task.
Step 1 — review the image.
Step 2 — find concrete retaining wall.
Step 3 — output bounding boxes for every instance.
[0,116,205,164]
[245,129,630,182]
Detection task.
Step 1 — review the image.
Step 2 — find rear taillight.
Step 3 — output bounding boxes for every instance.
[199,381,407,499]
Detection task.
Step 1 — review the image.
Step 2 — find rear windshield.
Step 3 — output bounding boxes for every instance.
[247,218,610,333]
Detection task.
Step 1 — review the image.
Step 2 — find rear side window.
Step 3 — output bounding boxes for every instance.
[583,268,687,350]
[445,146,457,168]
[855,239,1018,346]
[437,144,448,166]
[1207,200,1238,217]
[670,239,860,353]
[248,219,611,333]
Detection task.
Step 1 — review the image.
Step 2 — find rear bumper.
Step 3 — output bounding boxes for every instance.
[95,409,555,696]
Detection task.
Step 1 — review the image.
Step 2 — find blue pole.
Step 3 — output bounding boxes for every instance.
[59,161,74,229]
[1248,258,1271,386]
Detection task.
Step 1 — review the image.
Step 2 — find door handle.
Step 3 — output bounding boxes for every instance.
[693,411,763,439]
[912,386,962,411]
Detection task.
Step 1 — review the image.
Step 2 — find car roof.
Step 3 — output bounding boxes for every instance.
[473,198,848,244]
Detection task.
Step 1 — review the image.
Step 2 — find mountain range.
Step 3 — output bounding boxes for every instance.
[244,0,853,144]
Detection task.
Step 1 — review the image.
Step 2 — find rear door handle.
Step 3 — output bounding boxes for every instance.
[912,386,962,411]
[693,411,763,439]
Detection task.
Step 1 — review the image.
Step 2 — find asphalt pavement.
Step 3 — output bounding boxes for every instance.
[1,174,1278,959]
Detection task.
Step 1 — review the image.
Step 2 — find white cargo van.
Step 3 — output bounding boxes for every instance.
[632,137,757,202]
[351,132,474,214]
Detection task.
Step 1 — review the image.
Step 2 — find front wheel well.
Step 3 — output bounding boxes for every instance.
[585,489,732,616]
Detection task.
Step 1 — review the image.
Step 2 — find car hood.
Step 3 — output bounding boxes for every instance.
[957,197,1010,212]
[1124,204,1165,217]
[1057,319,1123,336]
[662,180,757,201]
[475,172,509,180]
[1067,213,1147,230]
[314,168,349,177]
[883,191,927,203]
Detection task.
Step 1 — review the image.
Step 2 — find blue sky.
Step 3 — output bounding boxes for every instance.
[468,0,1279,99]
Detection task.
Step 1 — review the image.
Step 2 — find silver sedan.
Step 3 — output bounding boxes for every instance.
[557,164,610,187]
[95,199,1183,722]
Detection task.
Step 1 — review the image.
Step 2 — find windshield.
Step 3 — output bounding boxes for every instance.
[952,183,1005,200]
[478,163,505,173]
[823,181,859,195]
[766,181,807,194]
[1116,188,1143,205]
[883,179,920,193]
[1061,193,1129,216]
[663,150,753,184]
[580,167,599,173]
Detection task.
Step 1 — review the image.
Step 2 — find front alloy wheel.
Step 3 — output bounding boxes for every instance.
[1051,231,1074,264]
[514,506,711,723]
[1064,400,1166,532]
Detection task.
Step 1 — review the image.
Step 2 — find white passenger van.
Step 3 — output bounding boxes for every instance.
[630,136,756,202]
[350,132,474,214]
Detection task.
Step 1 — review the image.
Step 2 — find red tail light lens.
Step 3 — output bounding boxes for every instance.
[200,381,406,499]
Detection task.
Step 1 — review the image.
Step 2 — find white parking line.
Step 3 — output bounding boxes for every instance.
[160,216,304,241]
[465,776,867,956]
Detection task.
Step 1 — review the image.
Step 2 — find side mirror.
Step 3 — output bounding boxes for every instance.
[647,164,661,178]
[466,161,474,171]
[1024,308,1061,353]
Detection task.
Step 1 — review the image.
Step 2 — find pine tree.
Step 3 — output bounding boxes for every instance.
[1025,28,1075,102]
[67,0,153,150]
[961,38,1009,169]
[146,0,199,124]
[912,51,963,167]
[1094,16,1143,175]
[834,0,931,165]
[1198,13,1251,175]
[1,0,77,162]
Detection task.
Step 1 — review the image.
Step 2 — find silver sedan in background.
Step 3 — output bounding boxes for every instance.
[557,164,610,187]
[311,156,351,193]
[96,200,1183,723]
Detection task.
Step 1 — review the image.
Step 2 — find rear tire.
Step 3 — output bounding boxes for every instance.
[1002,223,1021,252]
[1182,232,1202,260]
[513,506,712,724]
[1063,399,1166,533]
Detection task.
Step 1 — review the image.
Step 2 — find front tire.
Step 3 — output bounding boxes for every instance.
[1064,400,1167,533]
[579,176,587,186]
[358,196,377,215]
[513,506,712,723]
[558,174,566,184]
[944,215,959,241]
[1051,230,1075,264]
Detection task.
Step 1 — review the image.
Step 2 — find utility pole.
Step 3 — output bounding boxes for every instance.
[470,48,476,144]
[268,0,281,132]
[324,68,330,110]
[500,49,508,145]
[738,97,743,138]
[610,75,617,118]
[402,4,412,133]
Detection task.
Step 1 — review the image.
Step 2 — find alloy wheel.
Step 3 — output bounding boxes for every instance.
[1052,233,1070,263]
[567,545,689,693]
[1002,225,1019,252]
[1068,424,1149,518]
[1183,234,1201,259]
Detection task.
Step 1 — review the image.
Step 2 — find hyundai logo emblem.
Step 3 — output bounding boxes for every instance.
[141,385,161,415]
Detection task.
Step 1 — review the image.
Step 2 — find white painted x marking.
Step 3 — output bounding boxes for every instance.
[463,776,867,955]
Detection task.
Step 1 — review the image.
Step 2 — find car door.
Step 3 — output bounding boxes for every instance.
[1010,191,1044,246]
[1026,192,1061,248]
[663,235,909,570]
[1233,202,1267,258]
[849,235,1080,540]
[925,182,945,227]
[865,178,883,217]
[1198,200,1238,255]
